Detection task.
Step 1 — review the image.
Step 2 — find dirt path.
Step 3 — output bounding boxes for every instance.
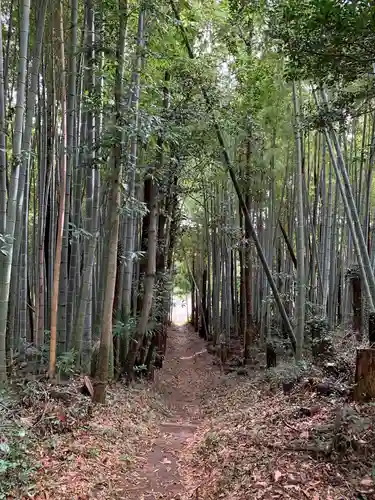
[31,322,373,499]
[32,323,217,500]
[126,323,217,500]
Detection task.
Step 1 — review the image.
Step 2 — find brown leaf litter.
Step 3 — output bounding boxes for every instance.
[6,325,375,500]
[30,383,170,499]
[22,324,216,499]
[180,371,375,499]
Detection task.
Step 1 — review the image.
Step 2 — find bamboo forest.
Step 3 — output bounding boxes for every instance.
[1,0,375,498]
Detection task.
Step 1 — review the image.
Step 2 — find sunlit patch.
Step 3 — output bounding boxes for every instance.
[171,296,191,326]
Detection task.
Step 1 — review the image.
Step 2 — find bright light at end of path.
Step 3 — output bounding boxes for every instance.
[171,295,191,325]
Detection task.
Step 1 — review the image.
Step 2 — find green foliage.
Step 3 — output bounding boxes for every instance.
[0,392,37,498]
[345,265,361,282]
[173,261,191,297]
[120,249,146,264]
[56,350,77,378]
[306,317,329,337]
[270,0,375,86]
[134,363,148,375]
[113,317,137,339]
[38,330,51,366]
[266,359,314,388]
[69,223,94,240]
[0,233,14,257]
[0,429,36,499]
[114,315,156,343]
[120,196,148,218]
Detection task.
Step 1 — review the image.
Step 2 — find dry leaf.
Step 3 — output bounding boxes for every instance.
[360,477,373,487]
[254,481,268,488]
[274,470,282,482]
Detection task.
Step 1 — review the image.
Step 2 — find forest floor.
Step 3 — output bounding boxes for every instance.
[8,323,375,499]
[29,323,217,499]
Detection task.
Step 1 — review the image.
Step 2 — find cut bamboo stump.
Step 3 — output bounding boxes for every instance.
[369,313,375,345]
[354,348,375,401]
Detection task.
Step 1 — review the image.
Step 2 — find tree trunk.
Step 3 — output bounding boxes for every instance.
[354,349,375,401]
[0,0,30,381]
[171,1,297,353]
[351,275,362,334]
[49,0,67,378]
[125,179,158,381]
[199,268,208,339]
[293,82,306,361]
[93,0,126,403]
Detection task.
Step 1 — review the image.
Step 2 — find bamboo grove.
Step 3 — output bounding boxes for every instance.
[0,0,375,401]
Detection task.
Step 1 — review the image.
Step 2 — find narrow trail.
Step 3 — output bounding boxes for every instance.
[32,321,370,499]
[33,322,219,500]
[126,323,218,500]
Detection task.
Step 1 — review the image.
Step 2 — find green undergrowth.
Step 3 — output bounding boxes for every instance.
[0,388,39,499]
[264,359,318,389]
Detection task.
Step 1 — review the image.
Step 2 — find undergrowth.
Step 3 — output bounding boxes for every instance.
[0,389,38,498]
[264,359,318,389]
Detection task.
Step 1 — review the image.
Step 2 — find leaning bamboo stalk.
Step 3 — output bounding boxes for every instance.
[170,0,297,352]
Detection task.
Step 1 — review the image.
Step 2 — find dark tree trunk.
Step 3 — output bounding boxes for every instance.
[113,241,123,376]
[337,272,342,324]
[137,334,149,366]
[244,195,253,335]
[231,251,236,327]
[27,277,34,344]
[239,213,246,332]
[351,275,362,333]
[153,208,167,369]
[191,278,195,326]
[192,258,199,332]
[195,288,199,332]
[354,348,375,401]
[199,268,208,339]
[369,313,375,345]
[243,142,253,341]
[145,331,158,377]
[113,241,123,319]
[137,177,152,314]
[266,343,277,368]
[125,176,154,379]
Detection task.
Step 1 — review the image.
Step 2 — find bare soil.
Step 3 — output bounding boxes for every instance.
[123,323,218,500]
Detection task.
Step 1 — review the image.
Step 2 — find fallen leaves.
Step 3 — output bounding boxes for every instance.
[360,477,373,487]
[358,476,374,495]
[179,370,375,500]
[273,470,282,482]
[29,382,167,499]
[27,325,215,500]
[20,325,375,500]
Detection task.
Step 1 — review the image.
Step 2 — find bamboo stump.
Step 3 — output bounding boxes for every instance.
[266,343,277,368]
[369,313,375,345]
[354,349,375,401]
[220,342,228,364]
[351,275,362,334]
